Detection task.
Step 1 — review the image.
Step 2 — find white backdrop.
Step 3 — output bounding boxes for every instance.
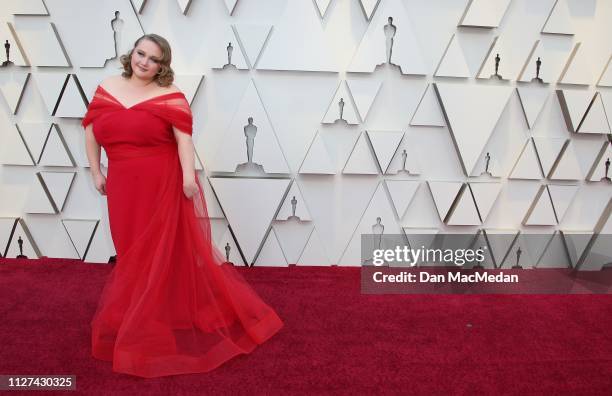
[0,0,611,268]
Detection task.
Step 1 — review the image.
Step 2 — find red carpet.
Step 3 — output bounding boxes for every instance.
[1,258,611,395]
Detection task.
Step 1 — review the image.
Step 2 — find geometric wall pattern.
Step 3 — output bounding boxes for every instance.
[0,0,610,270]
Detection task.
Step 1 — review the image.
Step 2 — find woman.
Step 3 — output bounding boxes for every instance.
[82,34,283,378]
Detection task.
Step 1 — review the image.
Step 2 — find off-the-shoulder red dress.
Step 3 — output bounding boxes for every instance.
[81,85,283,378]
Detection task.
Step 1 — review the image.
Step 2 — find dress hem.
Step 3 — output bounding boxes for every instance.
[92,311,284,378]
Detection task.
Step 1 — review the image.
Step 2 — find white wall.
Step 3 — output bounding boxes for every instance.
[0,0,610,268]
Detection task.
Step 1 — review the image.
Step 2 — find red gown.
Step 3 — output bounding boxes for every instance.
[81,85,283,378]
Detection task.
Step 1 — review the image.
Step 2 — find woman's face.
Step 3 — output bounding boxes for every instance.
[130,39,163,81]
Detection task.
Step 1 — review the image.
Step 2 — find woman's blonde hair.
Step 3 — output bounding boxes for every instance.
[120,34,174,87]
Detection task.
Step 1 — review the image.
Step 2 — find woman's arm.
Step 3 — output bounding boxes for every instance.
[173,127,198,198]
[84,123,106,195]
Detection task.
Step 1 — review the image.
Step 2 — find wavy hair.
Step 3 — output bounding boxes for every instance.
[120,34,174,87]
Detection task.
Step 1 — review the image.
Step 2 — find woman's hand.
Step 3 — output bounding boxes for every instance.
[92,172,107,195]
[183,178,198,199]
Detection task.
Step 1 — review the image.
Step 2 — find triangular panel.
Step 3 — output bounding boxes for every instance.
[385,180,420,219]
[560,230,592,267]
[556,89,594,133]
[597,57,612,87]
[509,139,544,180]
[459,0,511,28]
[218,227,244,265]
[62,219,98,259]
[446,185,480,225]
[257,0,337,72]
[173,75,204,105]
[542,0,574,35]
[209,177,291,264]
[16,123,48,163]
[297,227,332,266]
[314,0,332,17]
[176,0,193,14]
[577,93,610,134]
[276,181,313,221]
[548,184,579,222]
[586,142,612,181]
[517,39,574,83]
[532,137,566,177]
[339,181,403,266]
[2,124,36,165]
[410,83,445,127]
[559,43,593,85]
[55,75,87,118]
[254,228,288,267]
[38,124,75,166]
[5,219,41,258]
[366,130,404,174]
[435,83,513,175]
[0,22,29,65]
[0,218,18,258]
[342,132,378,175]
[233,24,272,68]
[385,138,422,175]
[427,181,462,222]
[435,34,470,78]
[272,222,313,264]
[211,80,290,174]
[322,81,359,125]
[359,0,380,20]
[469,182,502,222]
[346,78,382,122]
[523,186,557,225]
[25,175,55,214]
[131,0,147,13]
[482,229,519,268]
[223,0,239,15]
[549,140,583,180]
[12,22,70,66]
[39,171,76,212]
[299,131,336,174]
[32,73,68,115]
[348,0,427,75]
[84,221,116,263]
[516,86,549,129]
[211,26,248,70]
[0,70,29,114]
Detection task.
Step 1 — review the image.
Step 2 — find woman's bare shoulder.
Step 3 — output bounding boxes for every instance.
[99,75,124,90]
[163,83,182,94]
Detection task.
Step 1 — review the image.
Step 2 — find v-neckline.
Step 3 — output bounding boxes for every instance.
[97,85,184,110]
